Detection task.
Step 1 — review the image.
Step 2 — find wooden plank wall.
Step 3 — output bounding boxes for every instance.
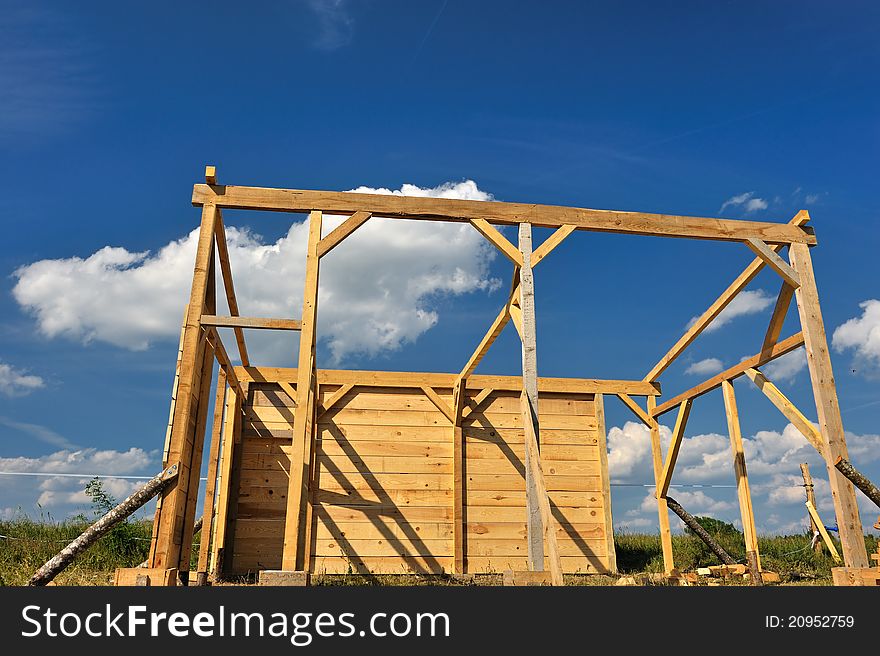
[225,381,614,575]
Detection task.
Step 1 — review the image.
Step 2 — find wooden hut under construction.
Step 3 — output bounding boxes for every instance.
[118,166,874,586]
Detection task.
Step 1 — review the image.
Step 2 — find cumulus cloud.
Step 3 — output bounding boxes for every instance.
[719,191,768,214]
[0,362,44,396]
[684,358,724,376]
[689,289,774,333]
[12,180,501,363]
[832,299,880,376]
[762,347,807,383]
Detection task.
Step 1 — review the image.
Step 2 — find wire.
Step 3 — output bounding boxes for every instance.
[0,471,207,481]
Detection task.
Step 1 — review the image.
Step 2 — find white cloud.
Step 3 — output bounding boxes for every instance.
[0,448,154,476]
[12,180,502,363]
[0,416,75,449]
[684,358,724,376]
[832,299,880,376]
[307,0,354,50]
[719,191,768,214]
[689,289,774,333]
[804,194,820,205]
[640,488,735,515]
[606,421,669,481]
[0,362,44,396]
[762,347,807,383]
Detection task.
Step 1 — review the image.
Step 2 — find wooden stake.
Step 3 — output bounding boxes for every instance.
[800,463,822,553]
[789,242,868,568]
[805,500,842,563]
[721,380,762,584]
[647,395,675,574]
[282,211,322,571]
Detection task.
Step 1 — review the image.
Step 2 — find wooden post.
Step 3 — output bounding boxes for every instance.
[594,394,617,573]
[452,379,465,574]
[789,243,868,568]
[211,385,241,576]
[721,380,763,585]
[150,203,219,574]
[518,223,544,570]
[282,211,322,571]
[195,369,227,583]
[647,395,675,574]
[800,463,822,553]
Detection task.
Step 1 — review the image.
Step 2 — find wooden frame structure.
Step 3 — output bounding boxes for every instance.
[144,166,869,586]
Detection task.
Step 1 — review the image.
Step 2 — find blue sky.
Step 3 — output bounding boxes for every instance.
[1,1,878,539]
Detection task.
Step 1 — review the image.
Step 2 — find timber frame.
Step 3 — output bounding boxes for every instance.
[144,166,870,586]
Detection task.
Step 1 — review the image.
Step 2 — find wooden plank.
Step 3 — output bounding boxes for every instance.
[421,386,455,423]
[201,315,302,331]
[211,385,240,574]
[721,380,762,574]
[805,500,842,563]
[800,463,821,547]
[790,242,868,568]
[470,218,524,265]
[468,505,603,523]
[646,396,674,574]
[213,209,250,366]
[277,381,298,406]
[236,366,661,396]
[651,332,805,417]
[761,281,795,358]
[530,224,577,267]
[745,238,801,288]
[616,393,651,427]
[282,210,322,571]
[313,488,453,507]
[459,268,521,379]
[204,326,243,397]
[594,393,617,573]
[451,379,465,573]
[204,165,216,185]
[193,183,816,244]
[657,399,693,498]
[151,202,218,572]
[743,368,823,452]
[316,211,372,258]
[643,211,811,381]
[196,370,227,576]
[316,383,354,419]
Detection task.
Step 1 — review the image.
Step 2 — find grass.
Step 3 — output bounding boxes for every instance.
[1,516,875,586]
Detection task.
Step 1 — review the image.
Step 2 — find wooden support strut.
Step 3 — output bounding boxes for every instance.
[451,379,465,574]
[657,399,693,498]
[282,210,322,571]
[744,367,823,453]
[789,242,868,568]
[800,463,822,553]
[761,281,795,358]
[214,208,250,366]
[30,463,181,586]
[195,369,227,583]
[647,396,675,574]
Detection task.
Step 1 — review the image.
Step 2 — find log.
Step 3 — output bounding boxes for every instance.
[666,496,737,566]
[835,457,880,510]
[28,463,180,586]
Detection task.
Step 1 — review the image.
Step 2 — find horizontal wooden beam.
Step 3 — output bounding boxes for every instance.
[201,315,302,331]
[644,211,811,381]
[235,366,662,396]
[192,184,816,245]
[651,332,805,417]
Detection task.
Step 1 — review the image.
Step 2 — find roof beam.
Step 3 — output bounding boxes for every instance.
[201,315,302,331]
[192,184,816,245]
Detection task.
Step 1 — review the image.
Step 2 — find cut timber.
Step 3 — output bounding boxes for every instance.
[214,209,249,366]
[761,282,795,358]
[745,238,801,288]
[651,332,804,417]
[31,463,180,586]
[196,371,227,580]
[790,242,868,568]
[316,211,371,258]
[805,500,841,563]
[205,165,216,185]
[657,399,693,498]
[193,184,816,244]
[282,211,321,571]
[316,383,353,418]
[502,570,554,586]
[470,218,523,266]
[421,386,455,423]
[644,211,811,381]
[721,380,762,584]
[647,396,674,574]
[458,269,520,379]
[834,457,880,511]
[201,315,302,331]
[258,570,310,586]
[616,393,651,427]
[665,496,736,566]
[594,394,617,573]
[800,463,822,553]
[531,224,577,267]
[744,367,822,452]
[451,379,465,573]
[115,568,177,587]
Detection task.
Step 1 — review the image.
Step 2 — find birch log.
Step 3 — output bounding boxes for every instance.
[835,457,880,510]
[28,463,180,586]
[666,496,737,566]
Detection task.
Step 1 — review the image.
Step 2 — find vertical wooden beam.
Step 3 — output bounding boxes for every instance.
[646,395,675,574]
[789,243,868,568]
[150,202,218,573]
[721,380,763,584]
[451,378,465,574]
[800,463,823,553]
[518,223,544,570]
[594,394,617,573]
[196,369,227,582]
[210,385,240,576]
[282,211,322,571]
[302,370,319,570]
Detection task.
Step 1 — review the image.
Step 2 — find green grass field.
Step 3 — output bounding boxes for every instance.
[2,515,874,586]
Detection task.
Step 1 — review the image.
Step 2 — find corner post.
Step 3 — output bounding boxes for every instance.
[646,395,675,574]
[451,378,466,574]
[789,243,868,568]
[282,211,323,571]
